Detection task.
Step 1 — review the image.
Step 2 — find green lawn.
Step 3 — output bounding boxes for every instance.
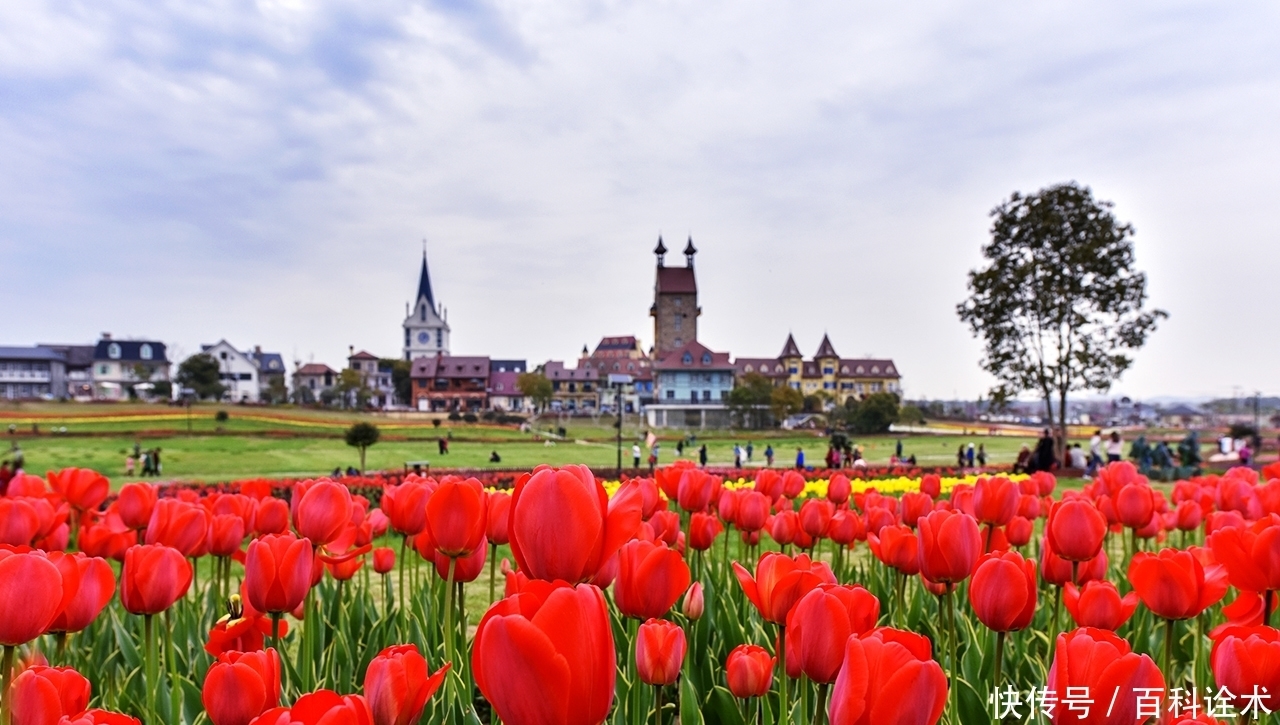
[10,430,1043,483]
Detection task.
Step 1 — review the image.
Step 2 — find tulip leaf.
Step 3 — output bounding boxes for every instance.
[706,686,746,725]
[680,675,705,725]
[957,676,986,725]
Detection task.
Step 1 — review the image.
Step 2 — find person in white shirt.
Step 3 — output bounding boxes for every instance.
[632,444,641,469]
[1106,431,1123,462]
[1088,430,1103,475]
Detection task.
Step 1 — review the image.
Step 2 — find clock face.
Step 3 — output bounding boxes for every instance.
[417,331,430,344]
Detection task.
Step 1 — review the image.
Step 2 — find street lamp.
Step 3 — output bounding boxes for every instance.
[608,374,633,477]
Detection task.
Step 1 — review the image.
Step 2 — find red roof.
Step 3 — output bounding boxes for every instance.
[653,340,733,371]
[297,363,336,375]
[656,266,697,294]
[348,350,379,361]
[838,359,900,378]
[735,358,788,377]
[488,371,520,394]
[542,360,599,381]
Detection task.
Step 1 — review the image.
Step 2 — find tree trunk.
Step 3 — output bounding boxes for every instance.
[359,446,366,475]
[1057,389,1069,468]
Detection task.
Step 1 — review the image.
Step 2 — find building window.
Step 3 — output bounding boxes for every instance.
[682,352,693,365]
[98,365,109,375]
[666,390,675,400]
[140,344,153,360]
[702,390,711,401]
[674,298,682,307]
[674,315,682,331]
[822,367,833,375]
[788,367,798,375]
[674,338,682,348]
[701,353,711,365]
[108,343,121,359]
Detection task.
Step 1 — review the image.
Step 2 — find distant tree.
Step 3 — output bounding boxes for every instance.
[379,358,413,405]
[957,182,1167,464]
[898,404,926,426]
[517,372,554,412]
[152,380,173,399]
[845,392,900,434]
[335,368,365,409]
[770,386,804,421]
[176,354,225,401]
[264,376,289,404]
[344,422,380,474]
[215,410,230,423]
[727,373,774,428]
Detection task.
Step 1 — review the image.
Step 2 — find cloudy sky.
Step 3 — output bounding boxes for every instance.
[3,0,1278,401]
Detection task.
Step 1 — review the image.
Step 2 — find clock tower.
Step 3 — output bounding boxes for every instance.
[403,248,451,360]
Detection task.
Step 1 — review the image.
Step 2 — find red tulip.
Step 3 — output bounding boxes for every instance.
[248,690,373,725]
[1209,521,1280,595]
[1128,547,1228,620]
[1040,537,1108,587]
[864,507,898,537]
[828,510,863,546]
[725,645,774,699]
[647,510,680,546]
[363,644,449,725]
[733,552,836,625]
[208,514,247,559]
[1045,500,1107,563]
[682,582,704,621]
[46,552,116,634]
[508,465,641,583]
[1209,625,1280,715]
[473,582,615,725]
[430,536,487,582]
[202,649,281,725]
[1046,628,1164,725]
[755,469,784,502]
[116,483,158,531]
[674,467,717,513]
[1116,482,1156,530]
[867,525,920,576]
[55,710,140,725]
[244,534,313,615]
[829,628,947,725]
[916,509,981,586]
[900,493,932,530]
[736,492,770,532]
[381,481,430,537]
[292,480,353,546]
[1063,581,1138,631]
[205,608,281,657]
[11,665,91,725]
[145,499,210,557]
[78,519,132,562]
[424,477,486,558]
[786,584,881,683]
[1005,516,1033,548]
[968,551,1036,632]
[0,550,65,645]
[973,477,1017,526]
[254,499,290,537]
[782,471,805,499]
[373,548,395,574]
[1175,501,1204,532]
[919,474,941,499]
[636,618,686,686]
[689,512,723,551]
[47,468,109,512]
[485,491,512,545]
[799,499,834,540]
[0,499,41,547]
[769,510,798,546]
[615,539,691,620]
[120,544,191,616]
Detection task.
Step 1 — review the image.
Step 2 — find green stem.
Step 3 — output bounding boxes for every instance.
[947,588,958,725]
[814,683,829,725]
[165,610,178,725]
[488,542,498,604]
[1,645,14,725]
[654,684,662,725]
[629,618,640,725]
[1048,586,1061,656]
[54,633,67,666]
[144,615,157,724]
[443,556,458,710]
[779,625,789,725]
[993,630,1005,721]
[1164,619,1175,687]
[399,536,408,637]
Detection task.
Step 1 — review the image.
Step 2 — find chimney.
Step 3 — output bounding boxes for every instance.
[102,333,112,340]
[255,345,262,354]
[349,345,354,357]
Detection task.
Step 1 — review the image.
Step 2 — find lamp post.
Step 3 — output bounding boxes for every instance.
[609,374,633,477]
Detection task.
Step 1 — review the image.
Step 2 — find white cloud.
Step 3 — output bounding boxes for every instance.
[2,0,1278,400]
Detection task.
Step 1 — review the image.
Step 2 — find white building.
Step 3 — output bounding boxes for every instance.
[201,340,262,403]
[91,335,171,400]
[403,249,451,360]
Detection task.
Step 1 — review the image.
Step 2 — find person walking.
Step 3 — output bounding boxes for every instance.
[764,444,774,467]
[1032,429,1055,472]
[965,443,975,467]
[733,444,742,468]
[795,447,805,470]
[956,445,966,468]
[976,444,986,467]
[632,443,641,469]
[1106,431,1123,463]
[1088,430,1103,475]
[649,442,660,471]
[125,455,135,476]
[895,439,903,460]
[746,441,754,462]
[699,444,708,467]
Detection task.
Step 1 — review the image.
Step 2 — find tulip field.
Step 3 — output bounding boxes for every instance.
[3,460,1280,725]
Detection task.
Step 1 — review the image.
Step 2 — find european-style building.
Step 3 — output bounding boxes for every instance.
[403,250,450,360]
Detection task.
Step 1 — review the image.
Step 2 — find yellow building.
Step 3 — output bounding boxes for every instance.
[734,334,901,405]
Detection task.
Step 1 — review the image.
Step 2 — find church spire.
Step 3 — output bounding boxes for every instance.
[654,236,668,267]
[416,243,436,312]
[683,236,696,267]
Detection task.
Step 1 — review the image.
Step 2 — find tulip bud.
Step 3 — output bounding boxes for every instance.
[682,582,704,621]
[373,547,396,574]
[636,618,686,686]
